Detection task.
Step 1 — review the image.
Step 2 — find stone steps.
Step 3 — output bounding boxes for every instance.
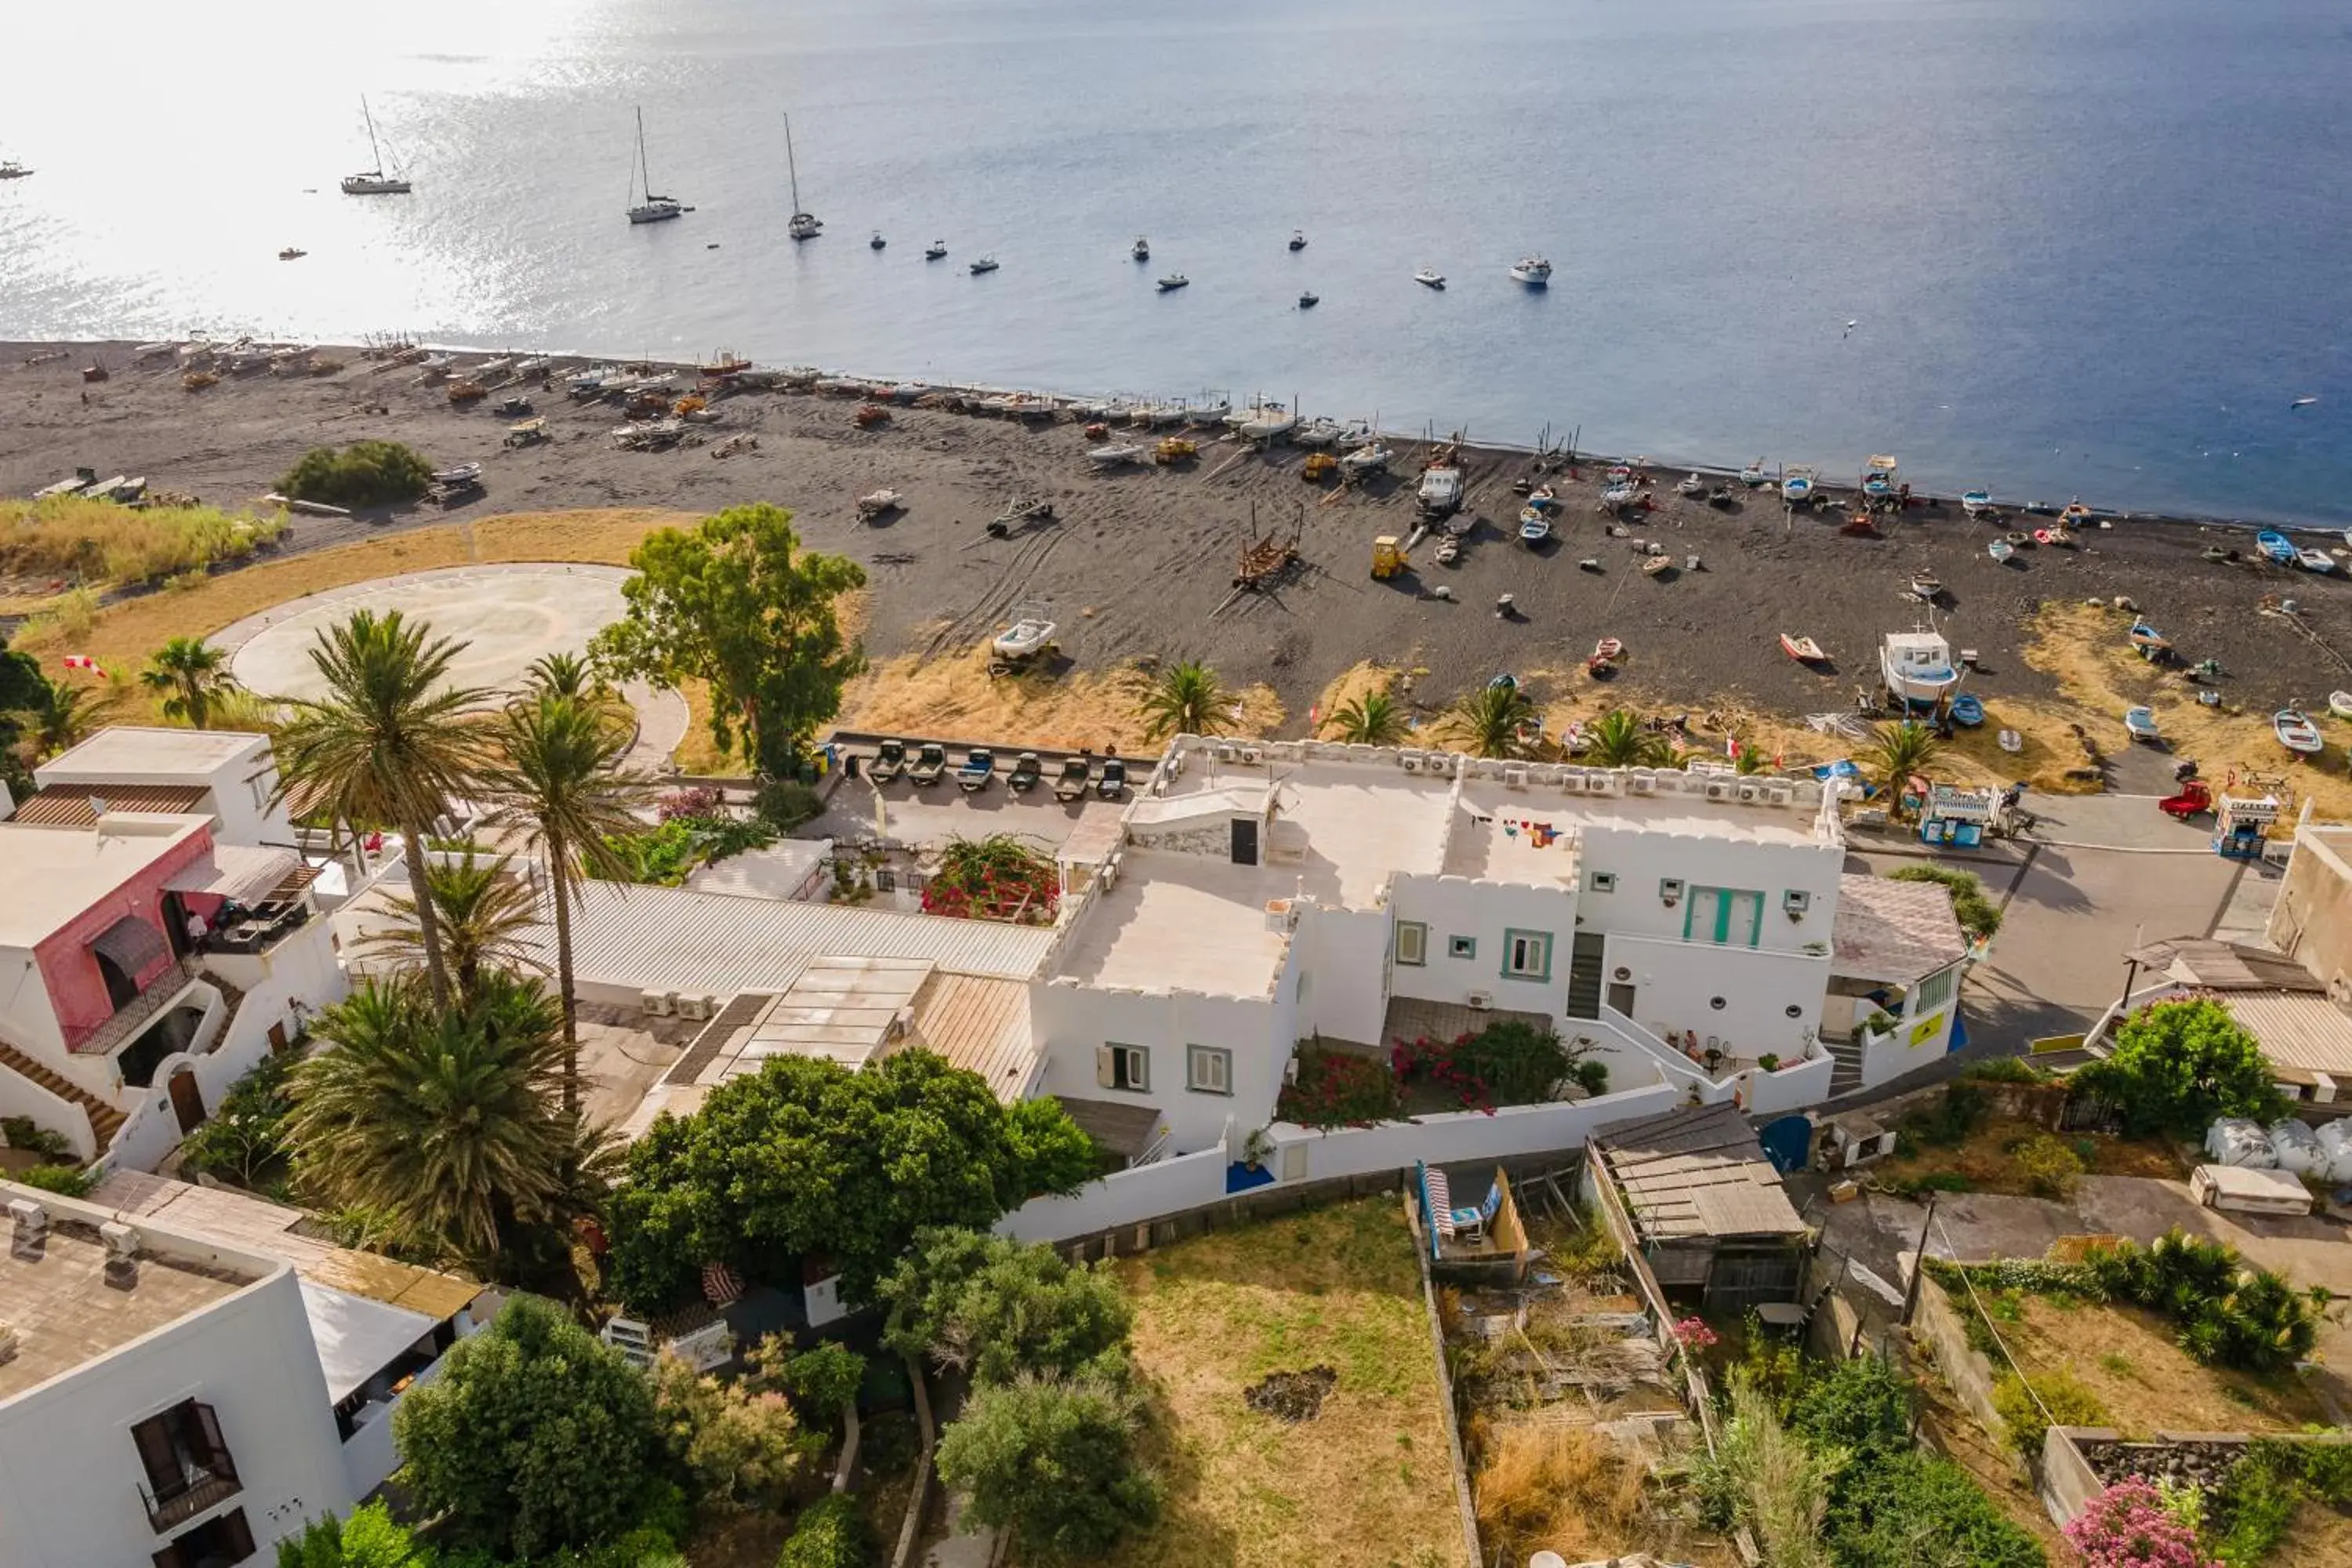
[0,1040,124,1149]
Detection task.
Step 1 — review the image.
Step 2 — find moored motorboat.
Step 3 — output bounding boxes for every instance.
[925,239,948,259]
[278,246,307,260]
[869,230,886,250]
[340,96,413,194]
[1508,255,1552,285]
[0,161,31,180]
[1157,273,1189,292]
[783,111,822,239]
[1413,268,1446,289]
[969,255,1000,274]
[2276,709,2325,755]
[1288,229,1307,251]
[1133,235,1150,261]
[624,107,688,224]
[1298,291,1319,308]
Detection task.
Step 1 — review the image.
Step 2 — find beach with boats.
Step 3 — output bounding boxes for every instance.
[15,332,2352,803]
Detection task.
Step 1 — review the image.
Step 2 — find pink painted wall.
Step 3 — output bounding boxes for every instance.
[33,828,213,1050]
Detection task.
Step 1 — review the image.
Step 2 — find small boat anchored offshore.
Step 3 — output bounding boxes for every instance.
[625,107,688,224]
[784,111,822,240]
[925,240,948,260]
[869,230,886,250]
[1157,274,1189,292]
[1508,255,1552,286]
[1288,229,1307,251]
[1413,268,1446,289]
[1133,236,1150,261]
[1298,291,1319,308]
[340,96,412,195]
[969,255,1000,274]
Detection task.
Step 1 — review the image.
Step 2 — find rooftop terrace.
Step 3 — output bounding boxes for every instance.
[0,1210,260,1403]
[1049,851,1297,993]
[37,725,263,782]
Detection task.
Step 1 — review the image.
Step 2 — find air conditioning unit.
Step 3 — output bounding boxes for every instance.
[641,989,675,1017]
[1400,755,1421,773]
[1766,784,1794,805]
[1502,767,1529,789]
[1283,1058,1301,1085]
[675,994,713,1021]
[1466,991,1494,1011]
[1628,774,1657,795]
[1558,775,1584,794]
[1738,782,1762,804]
[1216,743,1238,764]
[1588,773,1621,797]
[1240,746,1262,764]
[1705,781,1734,801]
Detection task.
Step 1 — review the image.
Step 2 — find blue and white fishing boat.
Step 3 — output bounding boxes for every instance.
[1519,505,1552,544]
[2257,530,2298,564]
[1782,466,1817,505]
[1989,539,2014,564]
[1961,488,1992,517]
[1949,692,1985,728]
[1881,629,1960,708]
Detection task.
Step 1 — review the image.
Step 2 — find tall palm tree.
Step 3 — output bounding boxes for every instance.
[526,651,608,701]
[1135,659,1225,741]
[1326,690,1406,747]
[1866,720,1944,819]
[140,636,238,728]
[271,610,490,1014]
[354,850,545,998]
[481,690,655,1116]
[1446,681,1538,759]
[1585,709,1673,769]
[281,971,573,1269]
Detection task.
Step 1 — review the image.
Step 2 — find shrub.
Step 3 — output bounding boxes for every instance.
[177,1052,298,1189]
[2213,1438,2352,1563]
[13,1164,93,1196]
[2014,1133,2086,1199]
[777,1494,875,1568]
[1992,1367,2106,1457]
[651,1352,808,1512]
[1789,1354,1914,1465]
[1889,863,2003,939]
[757,779,825,831]
[2062,1478,2214,1568]
[1276,1043,1403,1127]
[0,496,284,586]
[273,1501,428,1566]
[758,1338,867,1417]
[1,1116,74,1160]
[2082,1229,2328,1374]
[1886,1171,1974,1197]
[1916,1081,1989,1145]
[656,785,724,822]
[934,1373,1158,1565]
[1966,1055,2053,1085]
[2074,998,2289,1138]
[278,440,434,507]
[1825,1450,2048,1568]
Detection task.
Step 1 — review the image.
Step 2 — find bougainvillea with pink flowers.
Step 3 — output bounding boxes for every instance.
[1671,1316,1719,1351]
[2062,1479,2218,1568]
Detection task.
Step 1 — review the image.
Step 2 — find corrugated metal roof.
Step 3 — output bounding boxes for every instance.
[549,880,1056,996]
[1593,1104,1807,1242]
[13,784,208,824]
[902,972,1038,1103]
[168,844,303,904]
[728,958,934,1073]
[1833,873,1969,984]
[2212,991,2352,1082]
[2129,937,2322,993]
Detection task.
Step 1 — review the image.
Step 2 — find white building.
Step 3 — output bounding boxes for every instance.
[0,1174,485,1567]
[0,729,348,1173]
[1026,738,1970,1156]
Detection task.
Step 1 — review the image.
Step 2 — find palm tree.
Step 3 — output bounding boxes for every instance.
[481,691,656,1116]
[526,651,620,704]
[354,850,545,998]
[8,674,121,763]
[140,636,238,728]
[271,610,491,1014]
[1326,690,1406,747]
[1584,709,1673,769]
[281,971,573,1269]
[1446,681,1539,760]
[1866,720,1944,819]
[1135,659,1225,741]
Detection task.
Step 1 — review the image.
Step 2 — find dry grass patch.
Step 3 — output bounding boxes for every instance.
[0,496,288,602]
[1096,1197,1464,1568]
[843,646,1283,754]
[1870,1116,2187,1196]
[1987,1293,2328,1436]
[1312,659,1404,735]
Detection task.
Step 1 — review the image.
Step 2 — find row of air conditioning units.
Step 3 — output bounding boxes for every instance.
[643,990,722,1020]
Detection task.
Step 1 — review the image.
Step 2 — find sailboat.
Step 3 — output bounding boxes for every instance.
[339,96,412,195]
[785,112,822,241]
[625,108,688,224]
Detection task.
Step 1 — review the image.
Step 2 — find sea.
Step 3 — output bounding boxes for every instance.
[4,0,2350,525]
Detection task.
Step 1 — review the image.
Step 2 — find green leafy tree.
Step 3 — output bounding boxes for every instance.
[590,503,866,779]
[606,1051,1098,1312]
[140,635,238,728]
[1583,707,1672,768]
[0,637,54,792]
[2077,997,2290,1137]
[272,609,490,1012]
[281,972,573,1269]
[777,1494,877,1568]
[274,1501,429,1567]
[1446,681,1539,759]
[879,1228,1134,1386]
[354,850,544,999]
[481,689,656,1113]
[650,1352,808,1512]
[278,440,434,507]
[1324,689,1405,746]
[393,1294,660,1559]
[1865,720,1944,821]
[1789,1355,1913,1465]
[1134,659,1225,741]
[7,671,118,766]
[757,1338,867,1419]
[934,1373,1159,1565]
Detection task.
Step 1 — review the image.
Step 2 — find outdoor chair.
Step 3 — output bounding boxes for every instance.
[1419,1163,1457,1242]
[1454,1181,1502,1243]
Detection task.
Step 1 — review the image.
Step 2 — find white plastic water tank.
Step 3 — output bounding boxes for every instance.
[2205,1116,2278,1169]
[2314,1119,2352,1185]
[2268,1118,2324,1175]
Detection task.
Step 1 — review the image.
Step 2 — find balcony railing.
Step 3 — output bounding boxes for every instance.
[67,960,198,1055]
[139,1464,241,1534]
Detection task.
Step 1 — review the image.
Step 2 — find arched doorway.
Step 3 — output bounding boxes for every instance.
[167,1068,206,1135]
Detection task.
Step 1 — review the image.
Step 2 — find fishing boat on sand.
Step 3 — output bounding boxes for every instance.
[2257,531,2299,564]
[1338,441,1392,477]
[1781,466,1816,505]
[2301,548,2337,574]
[1640,553,1673,577]
[1739,461,1770,488]
[1881,629,1960,708]
[1087,442,1144,469]
[1294,416,1345,448]
[1961,488,1992,517]
[1911,572,1942,601]
[1417,451,1465,515]
[1988,539,2014,564]
[993,610,1057,661]
[1950,693,1985,728]
[1861,455,1898,502]
[1676,472,1705,497]
[2127,620,2171,656]
[2330,691,2352,720]
[855,488,902,519]
[1519,506,1552,544]
[1780,633,1827,664]
[2276,709,2325,755]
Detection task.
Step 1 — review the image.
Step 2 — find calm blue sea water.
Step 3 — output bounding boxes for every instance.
[4,0,2350,522]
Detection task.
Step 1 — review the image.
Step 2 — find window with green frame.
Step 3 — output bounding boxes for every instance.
[1501,928,1552,981]
[1684,887,1764,947]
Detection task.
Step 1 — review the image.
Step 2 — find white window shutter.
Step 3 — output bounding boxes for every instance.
[1096,1044,1115,1088]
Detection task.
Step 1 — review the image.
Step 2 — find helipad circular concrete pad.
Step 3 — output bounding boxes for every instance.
[217,564,635,702]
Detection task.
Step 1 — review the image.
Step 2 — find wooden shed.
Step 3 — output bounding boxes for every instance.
[1590,1104,1811,1312]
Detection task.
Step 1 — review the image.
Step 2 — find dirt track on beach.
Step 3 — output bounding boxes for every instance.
[11,340,2352,774]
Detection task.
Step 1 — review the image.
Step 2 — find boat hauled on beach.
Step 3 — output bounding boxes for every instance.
[1880,629,1960,708]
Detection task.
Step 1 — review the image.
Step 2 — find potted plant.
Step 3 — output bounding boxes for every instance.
[1757,1052,1782,1073]
[1241,1126,1273,1172]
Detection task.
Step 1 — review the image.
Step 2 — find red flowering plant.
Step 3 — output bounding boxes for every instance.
[920,833,1061,925]
[1275,1045,1404,1128]
[1392,1020,1598,1113]
[2062,1478,2216,1568]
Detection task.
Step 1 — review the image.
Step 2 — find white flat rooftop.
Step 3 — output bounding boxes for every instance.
[1455,777,1829,857]
[1150,758,1450,899]
[0,818,207,949]
[35,725,260,783]
[1051,851,1295,993]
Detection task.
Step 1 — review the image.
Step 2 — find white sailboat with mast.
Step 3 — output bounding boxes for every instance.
[339,96,412,195]
[626,107,688,225]
[786,112,822,241]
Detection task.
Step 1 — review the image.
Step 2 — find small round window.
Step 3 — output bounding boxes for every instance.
[1785,1004,1803,1018]
[1709,996,1726,1011]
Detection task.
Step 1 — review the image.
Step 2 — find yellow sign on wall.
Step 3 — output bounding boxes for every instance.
[1909,1014,1944,1047]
